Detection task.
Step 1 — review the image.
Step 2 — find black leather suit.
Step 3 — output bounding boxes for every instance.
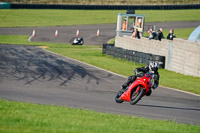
[122,66,160,91]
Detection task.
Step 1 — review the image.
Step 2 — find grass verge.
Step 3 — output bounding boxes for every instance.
[0,35,199,94]
[0,99,200,133]
[0,9,200,27]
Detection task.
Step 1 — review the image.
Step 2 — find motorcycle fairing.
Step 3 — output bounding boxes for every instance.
[120,76,150,102]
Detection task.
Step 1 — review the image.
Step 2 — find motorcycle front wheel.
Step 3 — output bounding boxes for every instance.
[115,90,124,103]
[130,87,145,105]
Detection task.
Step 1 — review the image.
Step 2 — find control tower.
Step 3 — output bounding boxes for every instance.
[116,13,145,37]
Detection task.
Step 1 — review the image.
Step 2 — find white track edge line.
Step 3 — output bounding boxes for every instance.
[28,36,32,42]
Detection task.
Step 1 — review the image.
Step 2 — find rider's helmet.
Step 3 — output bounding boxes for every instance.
[149,62,159,72]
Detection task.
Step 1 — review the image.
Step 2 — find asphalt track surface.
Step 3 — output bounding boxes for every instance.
[0,21,200,45]
[0,44,200,125]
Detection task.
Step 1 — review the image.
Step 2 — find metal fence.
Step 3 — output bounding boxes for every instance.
[102,44,165,68]
[10,3,200,10]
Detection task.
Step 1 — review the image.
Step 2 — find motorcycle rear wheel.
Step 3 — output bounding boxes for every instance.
[115,90,124,103]
[130,87,145,105]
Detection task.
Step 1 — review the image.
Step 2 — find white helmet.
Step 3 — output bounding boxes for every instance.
[149,62,159,71]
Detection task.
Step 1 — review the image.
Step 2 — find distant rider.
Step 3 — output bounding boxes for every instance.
[121,62,160,96]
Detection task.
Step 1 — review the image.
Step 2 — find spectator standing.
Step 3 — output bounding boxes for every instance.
[148,29,153,40]
[136,28,141,39]
[122,19,127,30]
[167,29,176,40]
[148,28,157,40]
[157,28,165,41]
[131,28,136,38]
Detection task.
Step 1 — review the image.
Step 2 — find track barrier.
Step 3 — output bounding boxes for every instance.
[9,3,200,10]
[102,44,165,68]
[0,2,10,9]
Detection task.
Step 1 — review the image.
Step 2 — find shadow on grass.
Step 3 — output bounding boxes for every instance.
[0,44,101,86]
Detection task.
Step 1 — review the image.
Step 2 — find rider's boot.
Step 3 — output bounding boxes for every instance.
[122,83,127,89]
[121,75,136,92]
[120,83,128,93]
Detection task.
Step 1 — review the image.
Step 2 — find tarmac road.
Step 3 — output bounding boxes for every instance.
[0,44,200,125]
[0,21,199,45]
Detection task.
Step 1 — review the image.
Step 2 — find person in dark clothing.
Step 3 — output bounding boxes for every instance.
[135,28,141,39]
[167,29,176,40]
[157,28,165,41]
[121,62,160,96]
[152,31,157,39]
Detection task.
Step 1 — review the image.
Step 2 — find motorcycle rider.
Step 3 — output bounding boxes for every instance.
[121,62,160,96]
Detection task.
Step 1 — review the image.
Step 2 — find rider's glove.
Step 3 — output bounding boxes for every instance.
[134,69,138,75]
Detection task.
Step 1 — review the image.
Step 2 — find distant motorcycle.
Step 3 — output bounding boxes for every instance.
[72,37,84,45]
[115,72,154,105]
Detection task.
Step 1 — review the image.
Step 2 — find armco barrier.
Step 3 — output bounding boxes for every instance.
[10,3,200,10]
[102,44,165,68]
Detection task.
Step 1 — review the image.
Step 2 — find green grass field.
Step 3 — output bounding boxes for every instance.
[1,99,200,133]
[0,35,199,94]
[136,10,200,22]
[0,9,200,27]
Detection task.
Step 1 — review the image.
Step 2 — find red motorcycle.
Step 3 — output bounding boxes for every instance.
[115,72,154,105]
